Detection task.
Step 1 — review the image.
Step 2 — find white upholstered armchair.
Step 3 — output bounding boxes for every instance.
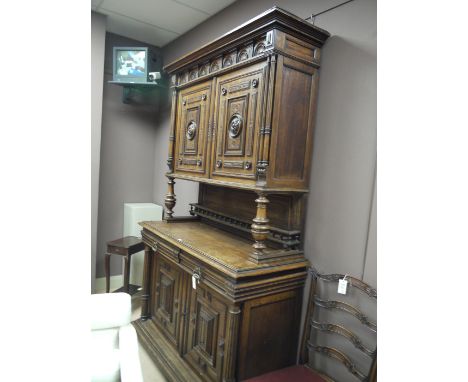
[90,292,143,382]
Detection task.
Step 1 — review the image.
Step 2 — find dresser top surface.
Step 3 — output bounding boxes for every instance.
[140,220,308,278]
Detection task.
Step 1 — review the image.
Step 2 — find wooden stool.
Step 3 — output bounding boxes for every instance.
[105,236,145,295]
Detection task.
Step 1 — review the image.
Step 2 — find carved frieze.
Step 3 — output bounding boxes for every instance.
[174,34,271,87]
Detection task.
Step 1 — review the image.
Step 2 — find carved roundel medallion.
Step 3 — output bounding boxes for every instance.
[186,120,197,140]
[228,114,243,138]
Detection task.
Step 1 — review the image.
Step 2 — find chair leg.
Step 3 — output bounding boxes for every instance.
[105,254,111,293]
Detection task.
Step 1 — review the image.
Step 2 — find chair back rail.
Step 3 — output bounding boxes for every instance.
[300,268,377,382]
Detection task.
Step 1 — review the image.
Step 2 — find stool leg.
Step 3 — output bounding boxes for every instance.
[123,255,131,293]
[105,253,111,293]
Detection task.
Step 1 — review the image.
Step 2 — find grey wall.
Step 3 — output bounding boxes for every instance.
[91,11,106,292]
[154,0,376,378]
[95,33,162,278]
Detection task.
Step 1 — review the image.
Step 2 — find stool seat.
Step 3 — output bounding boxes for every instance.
[105,236,145,295]
[107,236,144,250]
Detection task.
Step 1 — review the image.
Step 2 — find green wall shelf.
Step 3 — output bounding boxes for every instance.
[108,81,165,104]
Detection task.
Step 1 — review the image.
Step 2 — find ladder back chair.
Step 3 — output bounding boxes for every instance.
[245,268,377,382]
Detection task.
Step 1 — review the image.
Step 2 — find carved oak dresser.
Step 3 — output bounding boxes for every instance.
[133,7,330,382]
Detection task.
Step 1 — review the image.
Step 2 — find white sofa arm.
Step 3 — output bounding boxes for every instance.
[91,293,132,330]
[119,324,143,382]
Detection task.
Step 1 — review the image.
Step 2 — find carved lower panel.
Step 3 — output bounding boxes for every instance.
[196,305,217,359]
[185,285,228,381]
[159,274,175,318]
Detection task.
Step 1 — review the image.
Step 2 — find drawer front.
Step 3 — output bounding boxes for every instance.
[184,283,228,382]
[151,256,184,347]
[174,81,212,177]
[211,61,267,182]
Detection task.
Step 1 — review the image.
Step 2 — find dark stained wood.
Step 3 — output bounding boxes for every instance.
[141,245,154,320]
[237,289,303,380]
[105,236,144,294]
[163,6,330,74]
[107,236,145,249]
[140,221,308,279]
[151,255,184,348]
[301,270,377,381]
[136,221,308,382]
[197,184,305,231]
[137,7,331,381]
[174,80,212,176]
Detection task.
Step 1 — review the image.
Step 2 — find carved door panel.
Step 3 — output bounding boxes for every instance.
[152,256,183,347]
[211,61,267,182]
[184,284,228,382]
[174,81,212,177]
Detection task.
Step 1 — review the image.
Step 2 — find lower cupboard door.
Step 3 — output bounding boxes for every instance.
[184,283,228,382]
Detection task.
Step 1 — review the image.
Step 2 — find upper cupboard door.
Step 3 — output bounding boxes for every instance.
[211,62,267,183]
[174,81,212,177]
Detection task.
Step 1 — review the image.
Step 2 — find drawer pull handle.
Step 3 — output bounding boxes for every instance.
[252,79,259,88]
[221,88,227,96]
[216,160,222,168]
[201,94,207,100]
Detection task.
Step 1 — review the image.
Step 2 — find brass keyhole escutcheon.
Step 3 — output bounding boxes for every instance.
[228,114,243,138]
[186,120,197,140]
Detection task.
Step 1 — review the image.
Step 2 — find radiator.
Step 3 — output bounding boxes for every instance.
[123,203,163,286]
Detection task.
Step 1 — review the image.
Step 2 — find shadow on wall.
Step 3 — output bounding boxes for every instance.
[304,35,377,277]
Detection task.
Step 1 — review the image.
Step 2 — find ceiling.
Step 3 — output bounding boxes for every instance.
[91,0,237,47]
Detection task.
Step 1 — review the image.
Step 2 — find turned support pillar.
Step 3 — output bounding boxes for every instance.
[141,244,154,321]
[250,192,270,262]
[164,177,176,219]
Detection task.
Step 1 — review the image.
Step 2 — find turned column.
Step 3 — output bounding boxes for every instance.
[223,306,242,382]
[250,192,270,262]
[164,176,176,219]
[141,244,154,321]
